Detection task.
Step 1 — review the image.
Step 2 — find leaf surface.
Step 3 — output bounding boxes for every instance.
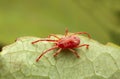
[0,36,120,79]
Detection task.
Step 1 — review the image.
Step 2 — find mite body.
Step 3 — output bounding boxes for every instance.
[32,28,91,62]
[57,35,80,49]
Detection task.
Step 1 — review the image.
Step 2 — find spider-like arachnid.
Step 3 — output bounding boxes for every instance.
[32,28,91,62]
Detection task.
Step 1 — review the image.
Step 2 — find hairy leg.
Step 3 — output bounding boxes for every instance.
[48,34,60,39]
[36,46,58,62]
[31,39,58,44]
[68,48,80,58]
[76,44,89,49]
[73,32,91,38]
[53,48,62,57]
[65,28,68,37]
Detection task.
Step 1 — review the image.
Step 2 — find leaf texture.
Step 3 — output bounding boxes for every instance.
[0,36,120,79]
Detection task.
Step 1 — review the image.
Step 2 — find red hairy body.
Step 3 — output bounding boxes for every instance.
[57,35,80,49]
[32,28,91,62]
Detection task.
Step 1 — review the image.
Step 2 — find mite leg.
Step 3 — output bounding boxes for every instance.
[53,48,62,57]
[31,39,58,44]
[68,48,80,58]
[36,46,58,62]
[48,34,60,39]
[76,44,89,49]
[73,32,91,38]
[65,28,68,37]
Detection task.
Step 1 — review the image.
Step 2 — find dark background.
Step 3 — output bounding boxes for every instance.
[0,0,120,51]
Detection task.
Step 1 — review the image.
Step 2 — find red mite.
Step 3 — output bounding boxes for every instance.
[32,28,91,62]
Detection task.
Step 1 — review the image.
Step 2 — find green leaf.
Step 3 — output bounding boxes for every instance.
[0,35,120,79]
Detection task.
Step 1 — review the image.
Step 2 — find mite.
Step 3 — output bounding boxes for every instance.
[32,28,91,62]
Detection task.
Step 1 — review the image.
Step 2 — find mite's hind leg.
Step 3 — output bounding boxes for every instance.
[48,34,60,39]
[73,32,91,38]
[36,46,58,62]
[68,48,80,58]
[53,48,62,57]
[76,44,89,49]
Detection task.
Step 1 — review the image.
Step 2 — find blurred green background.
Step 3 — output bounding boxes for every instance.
[0,0,120,50]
